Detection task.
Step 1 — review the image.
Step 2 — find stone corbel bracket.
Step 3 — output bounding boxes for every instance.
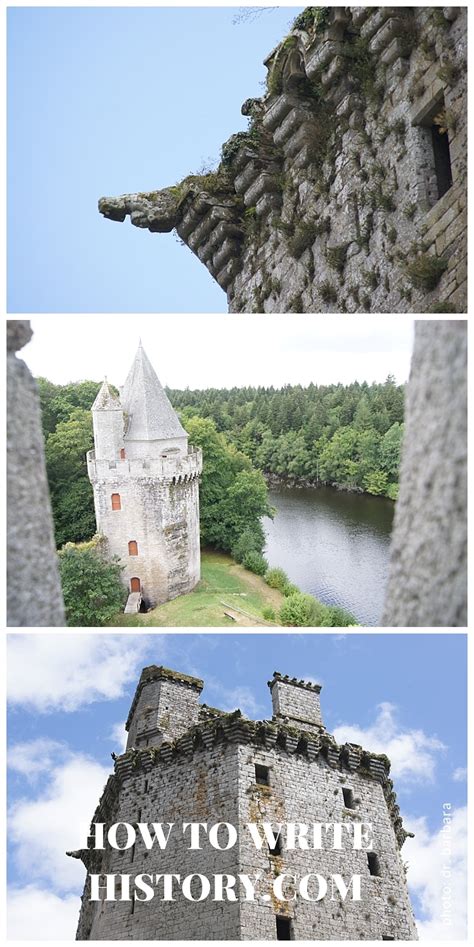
[99,184,247,291]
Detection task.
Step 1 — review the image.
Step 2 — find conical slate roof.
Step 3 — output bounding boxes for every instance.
[92,378,122,411]
[121,342,187,442]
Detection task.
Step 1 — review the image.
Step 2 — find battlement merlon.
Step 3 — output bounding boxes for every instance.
[86,444,202,483]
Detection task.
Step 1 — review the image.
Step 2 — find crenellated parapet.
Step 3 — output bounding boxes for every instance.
[111,711,409,849]
[99,6,466,314]
[87,445,202,485]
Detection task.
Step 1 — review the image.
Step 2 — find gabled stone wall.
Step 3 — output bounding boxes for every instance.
[99,7,466,314]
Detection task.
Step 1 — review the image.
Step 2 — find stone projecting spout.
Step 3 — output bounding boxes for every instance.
[98,188,180,232]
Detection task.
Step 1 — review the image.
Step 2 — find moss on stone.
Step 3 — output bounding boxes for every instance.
[405,254,448,291]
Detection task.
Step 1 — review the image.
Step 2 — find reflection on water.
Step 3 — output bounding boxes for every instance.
[263,485,395,626]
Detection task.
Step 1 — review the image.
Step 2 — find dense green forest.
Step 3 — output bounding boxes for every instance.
[37,375,404,554]
[171,376,405,500]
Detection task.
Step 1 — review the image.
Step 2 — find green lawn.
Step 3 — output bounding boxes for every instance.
[111,550,284,627]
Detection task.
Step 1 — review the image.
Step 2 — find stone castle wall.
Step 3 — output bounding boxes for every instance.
[88,455,201,608]
[237,744,415,940]
[99,6,467,314]
[73,670,417,941]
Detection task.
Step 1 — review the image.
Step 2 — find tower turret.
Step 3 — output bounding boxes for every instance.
[87,344,202,610]
[125,665,203,750]
[268,670,324,732]
[91,379,124,461]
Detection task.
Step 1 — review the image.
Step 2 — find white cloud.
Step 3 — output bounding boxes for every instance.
[9,749,110,891]
[452,767,467,782]
[220,685,263,717]
[110,720,128,753]
[8,738,66,781]
[205,680,264,718]
[7,633,157,712]
[333,702,446,784]
[404,806,467,939]
[8,885,80,940]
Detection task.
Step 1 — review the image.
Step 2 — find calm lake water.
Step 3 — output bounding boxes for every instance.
[263,485,395,626]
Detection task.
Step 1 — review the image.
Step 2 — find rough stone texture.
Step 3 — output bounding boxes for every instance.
[7,320,66,626]
[88,344,202,609]
[382,320,467,627]
[125,665,204,749]
[269,672,323,730]
[73,667,417,941]
[99,7,466,314]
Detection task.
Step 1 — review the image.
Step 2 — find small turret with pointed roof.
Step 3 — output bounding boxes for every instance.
[92,378,124,461]
[121,342,188,457]
[92,377,121,411]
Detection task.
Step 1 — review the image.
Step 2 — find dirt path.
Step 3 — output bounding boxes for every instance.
[227,560,284,610]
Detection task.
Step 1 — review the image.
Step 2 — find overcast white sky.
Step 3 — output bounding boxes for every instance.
[21,315,415,389]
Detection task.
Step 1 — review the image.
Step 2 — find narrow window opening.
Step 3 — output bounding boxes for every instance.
[120,448,126,459]
[255,764,270,786]
[342,787,355,809]
[128,540,138,556]
[111,493,121,511]
[144,780,148,793]
[269,834,282,857]
[431,115,453,199]
[130,577,141,593]
[276,916,292,940]
[367,852,381,877]
[382,937,395,941]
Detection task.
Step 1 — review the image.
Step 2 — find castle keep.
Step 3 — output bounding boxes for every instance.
[87,345,202,610]
[71,667,417,940]
[99,6,466,314]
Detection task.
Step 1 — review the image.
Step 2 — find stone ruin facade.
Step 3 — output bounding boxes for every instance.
[87,343,202,611]
[71,666,417,940]
[99,6,466,314]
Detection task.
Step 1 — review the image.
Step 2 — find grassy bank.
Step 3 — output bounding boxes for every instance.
[111,549,284,627]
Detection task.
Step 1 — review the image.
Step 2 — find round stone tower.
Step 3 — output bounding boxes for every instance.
[87,343,202,610]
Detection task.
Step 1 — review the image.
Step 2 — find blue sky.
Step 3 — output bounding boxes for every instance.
[8,6,303,313]
[7,632,467,939]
